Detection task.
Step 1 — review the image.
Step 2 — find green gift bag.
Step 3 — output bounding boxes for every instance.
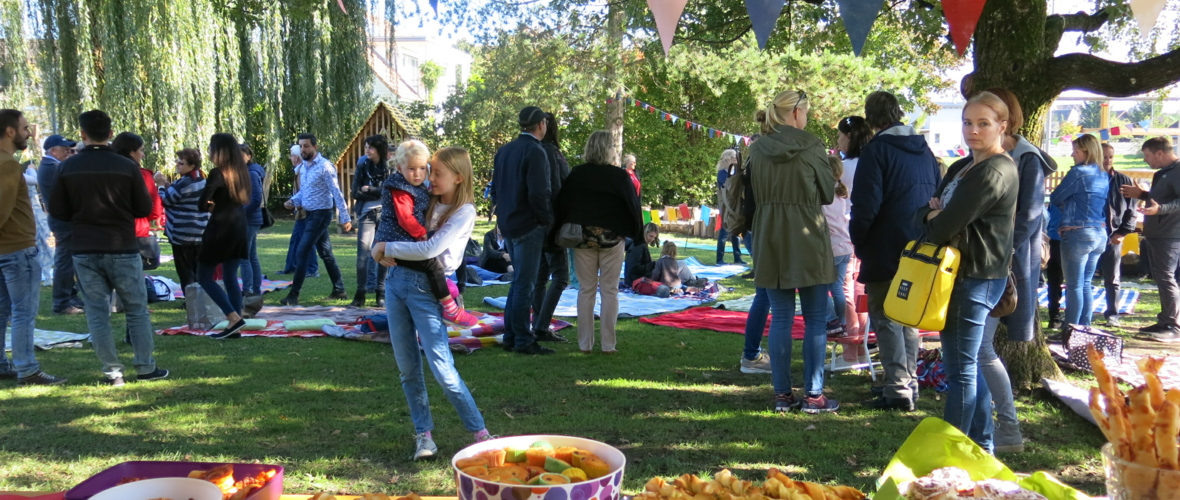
[876,417,1089,500]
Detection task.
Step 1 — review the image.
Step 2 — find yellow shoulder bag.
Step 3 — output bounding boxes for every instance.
[884,239,960,331]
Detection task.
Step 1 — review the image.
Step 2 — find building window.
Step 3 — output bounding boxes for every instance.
[934,133,941,144]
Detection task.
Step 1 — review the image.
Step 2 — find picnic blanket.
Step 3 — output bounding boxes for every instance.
[682,256,747,281]
[1049,342,1180,391]
[169,277,293,299]
[639,306,940,341]
[465,265,512,287]
[1036,286,1139,315]
[483,283,723,318]
[4,329,90,352]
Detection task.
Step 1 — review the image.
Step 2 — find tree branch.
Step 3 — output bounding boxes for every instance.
[1049,49,1180,97]
[676,25,752,44]
[1060,9,1109,32]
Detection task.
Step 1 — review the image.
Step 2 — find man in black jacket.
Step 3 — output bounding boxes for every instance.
[491,106,554,355]
[48,110,168,386]
[1100,142,1136,328]
[37,134,83,314]
[1122,137,1180,341]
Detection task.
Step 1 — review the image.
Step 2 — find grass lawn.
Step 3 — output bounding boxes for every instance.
[0,219,1127,495]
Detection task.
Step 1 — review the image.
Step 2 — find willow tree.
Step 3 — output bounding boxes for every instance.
[2,0,372,196]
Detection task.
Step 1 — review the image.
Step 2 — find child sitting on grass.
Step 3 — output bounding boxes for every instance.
[382,140,479,327]
[651,241,707,294]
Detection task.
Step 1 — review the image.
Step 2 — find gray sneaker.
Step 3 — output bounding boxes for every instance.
[1150,327,1180,343]
[1106,315,1121,328]
[412,433,438,460]
[740,352,772,374]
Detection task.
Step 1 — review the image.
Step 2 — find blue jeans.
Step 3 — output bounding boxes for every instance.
[941,276,1006,453]
[290,209,345,295]
[0,247,42,377]
[283,216,319,275]
[47,218,79,309]
[743,287,769,360]
[503,226,547,349]
[199,259,243,316]
[385,266,486,434]
[716,229,752,264]
[239,224,262,295]
[532,248,570,331]
[355,208,385,292]
[767,285,829,395]
[74,253,156,379]
[1061,227,1105,326]
[827,254,851,323]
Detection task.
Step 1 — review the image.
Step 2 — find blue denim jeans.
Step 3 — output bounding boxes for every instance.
[47,218,79,309]
[74,253,156,379]
[767,285,829,395]
[355,208,385,292]
[199,259,243,315]
[827,254,851,324]
[503,226,547,349]
[283,216,319,275]
[0,247,42,377]
[743,287,769,360]
[290,209,345,295]
[385,266,486,434]
[1061,227,1105,326]
[239,224,262,295]
[941,276,1006,453]
[532,248,570,331]
[716,229,752,264]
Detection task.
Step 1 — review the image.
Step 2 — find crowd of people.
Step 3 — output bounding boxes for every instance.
[3,84,1180,461]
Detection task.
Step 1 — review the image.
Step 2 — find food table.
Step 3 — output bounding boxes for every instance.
[0,494,456,500]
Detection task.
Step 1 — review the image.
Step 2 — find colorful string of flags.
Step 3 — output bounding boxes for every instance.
[610,95,753,146]
[1049,120,1154,145]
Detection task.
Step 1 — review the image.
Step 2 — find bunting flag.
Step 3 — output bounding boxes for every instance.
[429,0,438,15]
[627,96,753,144]
[1129,0,1167,37]
[1111,126,1122,136]
[647,0,689,56]
[1140,120,1152,128]
[942,0,989,56]
[1100,129,1111,140]
[835,0,885,56]
[336,0,349,14]
[744,0,786,49]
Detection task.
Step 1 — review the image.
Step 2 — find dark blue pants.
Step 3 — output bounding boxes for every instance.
[283,216,319,275]
[289,209,345,295]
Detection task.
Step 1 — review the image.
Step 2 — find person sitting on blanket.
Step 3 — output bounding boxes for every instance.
[479,223,513,280]
[624,222,659,285]
[383,139,479,328]
[652,241,707,295]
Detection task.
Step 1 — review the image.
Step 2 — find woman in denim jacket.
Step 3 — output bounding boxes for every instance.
[1049,134,1109,327]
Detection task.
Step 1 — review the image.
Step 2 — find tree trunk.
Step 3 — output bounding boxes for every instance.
[604,1,625,167]
[994,317,1065,390]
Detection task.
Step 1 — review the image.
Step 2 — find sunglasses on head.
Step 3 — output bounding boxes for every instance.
[792,91,807,115]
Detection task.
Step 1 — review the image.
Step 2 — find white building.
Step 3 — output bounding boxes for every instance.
[368,23,472,109]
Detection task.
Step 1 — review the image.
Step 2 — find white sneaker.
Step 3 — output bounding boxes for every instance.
[740,352,772,374]
[413,433,438,460]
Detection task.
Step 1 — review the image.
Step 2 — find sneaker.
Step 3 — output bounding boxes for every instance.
[475,433,499,443]
[1141,323,1169,334]
[53,305,84,315]
[1148,327,1180,343]
[741,271,755,279]
[715,260,726,266]
[274,269,294,276]
[375,293,385,308]
[740,352,772,374]
[279,292,300,306]
[1106,315,1122,328]
[535,328,569,343]
[443,308,481,328]
[514,343,556,355]
[801,394,840,414]
[307,272,322,279]
[734,258,747,265]
[774,393,797,413]
[412,433,438,460]
[1048,319,1063,330]
[16,371,68,386]
[826,319,848,338]
[327,290,349,300]
[866,396,914,412]
[137,368,170,381]
[210,319,245,340]
[871,383,920,402]
[104,376,125,387]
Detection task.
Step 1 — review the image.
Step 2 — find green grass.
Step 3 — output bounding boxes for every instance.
[0,219,1120,495]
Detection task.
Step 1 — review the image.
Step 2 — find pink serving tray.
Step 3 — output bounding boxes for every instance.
[64,461,283,500]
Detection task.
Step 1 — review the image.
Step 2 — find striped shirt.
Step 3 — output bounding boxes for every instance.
[160,174,210,245]
[291,153,350,224]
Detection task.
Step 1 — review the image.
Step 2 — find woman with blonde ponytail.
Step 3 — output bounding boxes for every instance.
[748,89,841,414]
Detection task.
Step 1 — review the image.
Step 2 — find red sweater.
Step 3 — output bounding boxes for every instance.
[135,168,165,237]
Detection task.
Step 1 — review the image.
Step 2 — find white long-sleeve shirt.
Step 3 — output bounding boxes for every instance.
[384,203,475,274]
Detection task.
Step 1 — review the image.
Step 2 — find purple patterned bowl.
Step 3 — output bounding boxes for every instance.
[452,435,626,500]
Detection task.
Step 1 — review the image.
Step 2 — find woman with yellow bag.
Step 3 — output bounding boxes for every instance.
[914,91,1019,453]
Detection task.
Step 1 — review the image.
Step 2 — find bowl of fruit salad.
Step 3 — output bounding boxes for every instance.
[452,435,626,500]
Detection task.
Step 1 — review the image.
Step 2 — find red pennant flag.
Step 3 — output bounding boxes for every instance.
[943,0,988,56]
[1111,126,1122,136]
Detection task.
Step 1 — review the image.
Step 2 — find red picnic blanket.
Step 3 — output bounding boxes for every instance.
[638,306,938,341]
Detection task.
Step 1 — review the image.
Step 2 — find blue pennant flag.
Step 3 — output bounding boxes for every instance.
[1100,129,1112,140]
[1140,119,1151,128]
[744,0,785,49]
[429,0,438,14]
[835,0,885,56]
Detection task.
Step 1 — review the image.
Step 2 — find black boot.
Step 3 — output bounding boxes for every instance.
[349,290,366,307]
[280,292,300,306]
[375,290,385,308]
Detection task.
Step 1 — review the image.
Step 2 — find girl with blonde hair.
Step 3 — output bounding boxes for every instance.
[372,146,492,460]
[1050,133,1109,329]
[821,156,853,338]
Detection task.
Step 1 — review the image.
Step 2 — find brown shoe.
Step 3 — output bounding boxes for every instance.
[17,371,68,386]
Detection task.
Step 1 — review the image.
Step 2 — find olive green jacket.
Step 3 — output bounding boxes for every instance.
[750,125,837,290]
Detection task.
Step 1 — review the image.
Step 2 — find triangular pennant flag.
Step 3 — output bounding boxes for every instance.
[1140,119,1151,128]
[672,116,678,124]
[942,0,988,56]
[733,135,740,146]
[647,0,689,56]
[835,0,885,56]
[337,0,350,14]
[429,0,438,15]
[1111,126,1122,136]
[1129,0,1167,37]
[1051,138,1060,145]
[1100,129,1111,140]
[743,0,786,49]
